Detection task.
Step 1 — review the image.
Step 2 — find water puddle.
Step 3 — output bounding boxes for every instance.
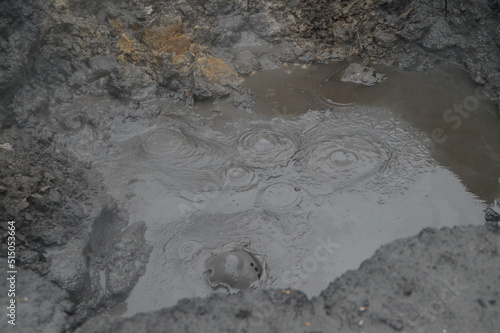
[48,61,499,316]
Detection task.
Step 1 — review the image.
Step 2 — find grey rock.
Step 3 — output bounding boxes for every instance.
[235,31,266,47]
[229,87,256,110]
[106,221,153,296]
[108,66,158,102]
[422,18,458,51]
[314,46,348,62]
[196,0,239,15]
[248,13,282,41]
[47,239,90,295]
[217,15,244,31]
[259,53,281,70]
[234,50,261,75]
[341,63,386,86]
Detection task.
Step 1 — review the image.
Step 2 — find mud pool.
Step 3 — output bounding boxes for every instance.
[47,61,499,317]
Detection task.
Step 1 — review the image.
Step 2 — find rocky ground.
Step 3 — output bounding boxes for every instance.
[1,0,499,332]
[1,0,499,120]
[3,225,499,332]
[77,225,500,333]
[0,125,152,322]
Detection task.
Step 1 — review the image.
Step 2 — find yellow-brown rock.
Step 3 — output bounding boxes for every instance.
[116,33,144,62]
[140,15,190,55]
[195,55,242,87]
[116,33,135,54]
[112,14,243,100]
[192,54,243,98]
[108,17,124,32]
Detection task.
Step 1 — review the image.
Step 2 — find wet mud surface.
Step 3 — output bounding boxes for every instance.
[43,63,494,317]
[1,0,500,332]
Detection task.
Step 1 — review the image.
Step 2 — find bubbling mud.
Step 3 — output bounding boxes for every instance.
[137,211,307,311]
[295,132,391,195]
[130,125,231,190]
[44,63,497,317]
[221,165,255,188]
[205,248,264,291]
[237,129,297,168]
[256,183,303,212]
[135,127,192,160]
[116,106,443,314]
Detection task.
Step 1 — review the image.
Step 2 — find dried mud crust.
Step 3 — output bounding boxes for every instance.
[76,225,500,333]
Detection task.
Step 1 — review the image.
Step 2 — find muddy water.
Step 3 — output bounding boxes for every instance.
[240,62,500,201]
[49,61,499,316]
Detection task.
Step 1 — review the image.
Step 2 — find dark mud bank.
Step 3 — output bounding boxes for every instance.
[0,126,152,321]
[1,0,499,332]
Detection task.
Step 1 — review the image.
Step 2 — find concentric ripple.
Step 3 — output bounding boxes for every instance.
[256,183,303,212]
[237,129,297,168]
[328,149,358,171]
[221,165,255,188]
[132,127,230,187]
[135,127,193,160]
[295,134,390,195]
[144,211,312,308]
[176,239,204,259]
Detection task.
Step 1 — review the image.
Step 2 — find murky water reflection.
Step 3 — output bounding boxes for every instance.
[48,61,499,316]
